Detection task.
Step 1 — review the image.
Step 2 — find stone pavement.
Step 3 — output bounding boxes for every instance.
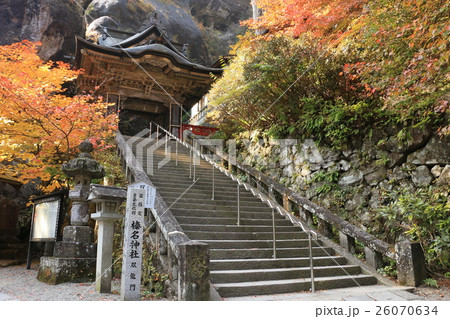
[0,292,13,301]
[223,285,424,301]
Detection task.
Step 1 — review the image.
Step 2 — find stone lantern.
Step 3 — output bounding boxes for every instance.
[88,184,126,293]
[37,140,105,285]
[61,140,105,226]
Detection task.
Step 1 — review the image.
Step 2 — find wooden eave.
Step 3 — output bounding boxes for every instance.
[74,34,223,109]
[75,36,222,77]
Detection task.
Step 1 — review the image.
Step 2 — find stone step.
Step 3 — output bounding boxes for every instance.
[150,175,249,187]
[199,239,321,249]
[128,137,383,298]
[209,247,335,260]
[184,231,308,240]
[144,164,215,174]
[152,182,251,193]
[210,256,348,271]
[167,202,273,213]
[213,274,378,298]
[141,154,213,164]
[148,159,223,168]
[211,265,362,283]
[180,224,299,233]
[171,209,285,220]
[155,182,256,194]
[149,173,236,184]
[158,189,258,201]
[164,198,270,208]
[175,216,293,226]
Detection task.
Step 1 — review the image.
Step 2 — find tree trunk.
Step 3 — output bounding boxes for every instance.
[251,0,263,35]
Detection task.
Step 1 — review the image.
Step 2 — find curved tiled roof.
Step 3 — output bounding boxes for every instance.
[122,44,220,73]
[75,36,222,75]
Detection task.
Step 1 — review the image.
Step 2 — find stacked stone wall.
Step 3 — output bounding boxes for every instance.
[234,130,449,240]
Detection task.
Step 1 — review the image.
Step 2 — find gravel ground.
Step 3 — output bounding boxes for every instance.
[413,278,450,301]
[0,261,120,301]
[1,260,449,302]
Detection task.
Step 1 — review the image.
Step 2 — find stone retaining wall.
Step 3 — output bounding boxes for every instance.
[233,130,449,240]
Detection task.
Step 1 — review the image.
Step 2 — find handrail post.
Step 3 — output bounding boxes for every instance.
[272,207,276,259]
[193,146,196,181]
[175,140,178,166]
[237,183,240,226]
[309,233,315,293]
[189,148,192,178]
[165,134,168,156]
[212,164,215,201]
[156,125,159,143]
[150,122,153,139]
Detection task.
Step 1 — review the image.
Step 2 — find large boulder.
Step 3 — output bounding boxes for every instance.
[1,0,251,65]
[85,0,154,32]
[410,165,434,187]
[85,0,251,64]
[407,135,450,166]
[436,165,450,186]
[0,0,86,61]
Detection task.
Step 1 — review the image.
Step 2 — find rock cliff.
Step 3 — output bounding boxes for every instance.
[0,0,250,64]
[0,0,86,61]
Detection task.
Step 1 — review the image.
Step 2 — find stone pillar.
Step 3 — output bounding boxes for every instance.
[179,241,210,301]
[89,184,126,293]
[339,231,356,254]
[395,241,427,287]
[364,246,384,270]
[88,185,126,293]
[37,140,105,285]
[282,195,291,212]
[299,206,314,226]
[92,213,122,293]
[318,220,334,239]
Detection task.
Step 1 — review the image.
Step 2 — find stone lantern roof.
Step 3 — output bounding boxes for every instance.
[88,184,127,202]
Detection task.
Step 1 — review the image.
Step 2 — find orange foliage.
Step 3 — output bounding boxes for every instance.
[243,0,367,39]
[0,41,118,192]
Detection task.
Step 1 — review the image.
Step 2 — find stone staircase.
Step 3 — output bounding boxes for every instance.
[131,136,378,298]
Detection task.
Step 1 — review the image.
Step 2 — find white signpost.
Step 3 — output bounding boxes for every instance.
[120,186,145,301]
[120,181,156,301]
[129,181,156,208]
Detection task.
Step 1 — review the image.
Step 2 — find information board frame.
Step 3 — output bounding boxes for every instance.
[26,191,67,269]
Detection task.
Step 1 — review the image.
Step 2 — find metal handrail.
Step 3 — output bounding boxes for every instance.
[181,131,396,261]
[149,121,317,292]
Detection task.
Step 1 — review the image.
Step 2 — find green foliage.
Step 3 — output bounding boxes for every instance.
[208,35,398,149]
[378,187,450,272]
[93,147,127,186]
[237,174,248,182]
[208,35,365,139]
[422,278,439,288]
[299,98,390,148]
[310,170,340,195]
[142,250,169,298]
[112,216,124,277]
[377,259,398,278]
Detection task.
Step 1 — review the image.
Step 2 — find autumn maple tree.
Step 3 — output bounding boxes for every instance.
[0,40,118,191]
[211,0,448,137]
[244,0,367,39]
